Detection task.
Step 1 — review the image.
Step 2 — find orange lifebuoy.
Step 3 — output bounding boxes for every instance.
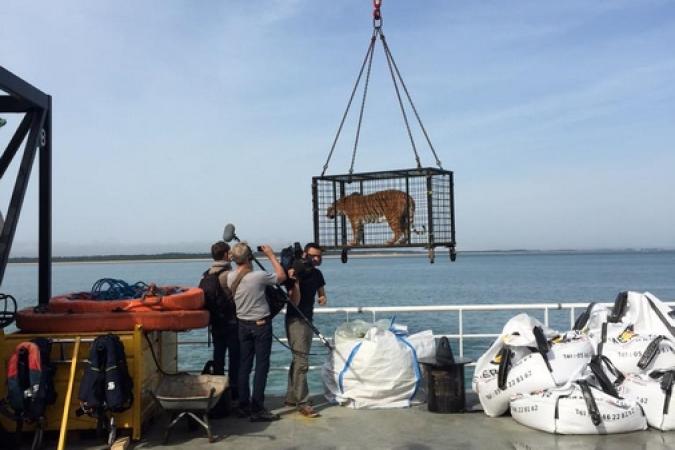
[48,287,204,313]
[16,308,210,333]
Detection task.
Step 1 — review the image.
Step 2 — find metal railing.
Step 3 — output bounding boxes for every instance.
[178,301,675,370]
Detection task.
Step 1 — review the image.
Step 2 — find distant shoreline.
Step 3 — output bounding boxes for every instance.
[7,248,674,265]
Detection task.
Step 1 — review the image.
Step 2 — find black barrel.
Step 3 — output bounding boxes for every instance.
[421,358,471,413]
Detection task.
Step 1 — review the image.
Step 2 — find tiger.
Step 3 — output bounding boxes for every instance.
[326,189,425,246]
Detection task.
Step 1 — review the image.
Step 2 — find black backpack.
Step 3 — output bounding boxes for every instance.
[7,338,57,420]
[233,269,287,319]
[78,334,133,416]
[265,285,287,318]
[199,268,236,327]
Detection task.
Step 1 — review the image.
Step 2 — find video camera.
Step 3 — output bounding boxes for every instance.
[280,242,312,280]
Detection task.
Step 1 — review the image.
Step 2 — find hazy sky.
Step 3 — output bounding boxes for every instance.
[1,1,674,256]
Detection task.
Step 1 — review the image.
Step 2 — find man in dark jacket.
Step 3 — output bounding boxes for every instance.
[284,243,326,418]
[203,241,239,400]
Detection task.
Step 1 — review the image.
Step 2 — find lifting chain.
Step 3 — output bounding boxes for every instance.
[321,0,443,178]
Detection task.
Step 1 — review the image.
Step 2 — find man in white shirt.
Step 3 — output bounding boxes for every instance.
[227,242,297,421]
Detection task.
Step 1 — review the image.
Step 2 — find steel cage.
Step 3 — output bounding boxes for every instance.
[312,167,455,256]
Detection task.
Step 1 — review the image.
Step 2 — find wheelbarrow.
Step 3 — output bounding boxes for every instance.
[150,373,228,444]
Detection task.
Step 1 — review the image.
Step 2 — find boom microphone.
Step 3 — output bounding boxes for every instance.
[223,223,238,243]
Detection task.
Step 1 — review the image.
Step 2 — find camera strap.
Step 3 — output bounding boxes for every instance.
[230,268,251,299]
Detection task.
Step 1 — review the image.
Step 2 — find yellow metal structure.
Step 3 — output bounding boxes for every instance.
[0,325,177,441]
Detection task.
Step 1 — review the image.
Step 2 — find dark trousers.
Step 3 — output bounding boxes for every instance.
[238,321,273,412]
[211,322,240,399]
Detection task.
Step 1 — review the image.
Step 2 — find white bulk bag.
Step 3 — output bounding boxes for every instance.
[473,313,557,391]
[322,326,420,409]
[476,352,556,417]
[608,291,675,336]
[511,380,646,434]
[511,355,646,434]
[405,329,436,361]
[548,332,595,385]
[572,302,611,348]
[598,324,675,375]
[473,314,559,416]
[619,371,675,431]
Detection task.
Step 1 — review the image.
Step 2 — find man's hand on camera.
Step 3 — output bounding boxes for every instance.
[288,268,299,283]
[318,295,327,306]
[259,244,274,258]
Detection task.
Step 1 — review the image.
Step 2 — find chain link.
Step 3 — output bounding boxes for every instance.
[349,31,377,179]
[381,31,421,169]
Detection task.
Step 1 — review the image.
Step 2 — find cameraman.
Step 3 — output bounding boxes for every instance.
[227,242,297,422]
[284,243,326,418]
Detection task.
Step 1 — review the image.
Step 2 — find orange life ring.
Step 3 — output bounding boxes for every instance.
[48,287,204,313]
[16,308,210,333]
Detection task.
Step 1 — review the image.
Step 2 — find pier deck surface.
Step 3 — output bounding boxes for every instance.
[61,394,675,450]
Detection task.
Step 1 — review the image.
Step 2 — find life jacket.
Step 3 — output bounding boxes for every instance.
[78,334,133,416]
[199,267,236,327]
[6,338,57,420]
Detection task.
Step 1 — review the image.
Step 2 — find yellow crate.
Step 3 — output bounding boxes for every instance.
[0,325,177,441]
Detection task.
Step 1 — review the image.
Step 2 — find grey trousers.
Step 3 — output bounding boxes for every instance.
[285,316,313,405]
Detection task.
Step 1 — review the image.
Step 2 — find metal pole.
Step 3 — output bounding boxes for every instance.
[312,178,320,245]
[39,96,52,305]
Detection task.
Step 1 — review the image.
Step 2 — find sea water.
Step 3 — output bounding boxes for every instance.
[3,251,675,394]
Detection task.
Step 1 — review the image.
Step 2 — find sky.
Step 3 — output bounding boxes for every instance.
[1,0,674,256]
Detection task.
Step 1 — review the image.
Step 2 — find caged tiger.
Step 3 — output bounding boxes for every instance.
[326,190,426,246]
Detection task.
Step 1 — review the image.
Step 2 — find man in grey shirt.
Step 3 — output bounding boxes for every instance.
[227,242,298,421]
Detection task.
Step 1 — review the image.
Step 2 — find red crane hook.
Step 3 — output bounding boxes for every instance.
[373,0,382,20]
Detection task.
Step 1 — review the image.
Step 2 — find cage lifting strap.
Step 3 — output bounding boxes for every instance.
[320,0,443,178]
